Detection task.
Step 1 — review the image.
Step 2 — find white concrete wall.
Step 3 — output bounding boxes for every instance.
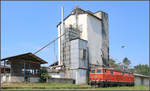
[134,76,150,86]
[143,78,149,85]
[77,69,87,84]
[30,77,39,82]
[58,12,109,67]
[10,76,24,82]
[48,72,65,78]
[70,69,87,84]
[58,10,109,67]
[87,14,103,65]
[134,76,141,85]
[1,73,11,83]
[11,76,40,82]
[58,13,103,66]
[1,75,39,83]
[57,10,109,84]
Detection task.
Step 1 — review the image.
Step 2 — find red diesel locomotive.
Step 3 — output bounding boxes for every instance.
[89,67,134,87]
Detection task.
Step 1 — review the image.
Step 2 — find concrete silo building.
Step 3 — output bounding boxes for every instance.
[49,7,109,84]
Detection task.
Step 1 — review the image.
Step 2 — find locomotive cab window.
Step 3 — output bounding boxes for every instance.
[97,69,101,73]
[103,69,106,73]
[91,70,95,73]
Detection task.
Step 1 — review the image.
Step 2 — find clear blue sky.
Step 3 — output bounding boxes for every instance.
[1,1,149,67]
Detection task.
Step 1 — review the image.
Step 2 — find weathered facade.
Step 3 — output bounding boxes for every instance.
[49,7,109,84]
[69,39,88,84]
[1,53,47,83]
[58,8,109,68]
[48,39,88,84]
[47,78,75,84]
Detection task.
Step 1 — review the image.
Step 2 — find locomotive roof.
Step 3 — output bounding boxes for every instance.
[90,67,132,73]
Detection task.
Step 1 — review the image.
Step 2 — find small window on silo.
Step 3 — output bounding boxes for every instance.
[83,49,86,60]
[80,49,86,60]
[80,49,83,60]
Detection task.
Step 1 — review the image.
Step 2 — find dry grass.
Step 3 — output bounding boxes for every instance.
[1,82,149,90]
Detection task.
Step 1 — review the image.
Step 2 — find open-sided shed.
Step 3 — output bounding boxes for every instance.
[1,52,47,83]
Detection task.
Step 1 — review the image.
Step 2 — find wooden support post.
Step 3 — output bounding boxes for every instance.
[29,63,30,82]
[24,61,26,82]
[34,67,36,76]
[10,61,11,76]
[4,60,6,75]
[4,60,6,82]
[10,61,12,83]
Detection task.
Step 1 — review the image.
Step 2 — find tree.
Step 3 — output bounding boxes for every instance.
[123,57,131,66]
[121,57,131,71]
[132,64,150,75]
[109,58,119,68]
[109,57,149,76]
[109,58,115,67]
[39,68,48,83]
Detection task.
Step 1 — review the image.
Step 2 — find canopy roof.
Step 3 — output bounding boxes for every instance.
[1,52,47,64]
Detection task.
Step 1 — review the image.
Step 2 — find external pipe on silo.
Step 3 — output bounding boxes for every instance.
[59,6,64,66]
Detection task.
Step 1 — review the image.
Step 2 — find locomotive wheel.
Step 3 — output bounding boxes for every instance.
[133,82,135,86]
[105,82,108,87]
[126,82,128,86]
[128,82,131,86]
[96,82,99,88]
[118,82,120,86]
[101,83,105,87]
[103,82,106,87]
[98,82,101,87]
[94,81,97,87]
[109,82,112,87]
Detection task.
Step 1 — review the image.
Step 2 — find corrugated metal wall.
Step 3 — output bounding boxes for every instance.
[70,39,88,84]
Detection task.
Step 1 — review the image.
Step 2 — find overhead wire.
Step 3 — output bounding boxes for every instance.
[34,32,66,54]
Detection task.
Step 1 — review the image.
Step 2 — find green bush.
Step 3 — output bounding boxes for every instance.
[39,68,48,83]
